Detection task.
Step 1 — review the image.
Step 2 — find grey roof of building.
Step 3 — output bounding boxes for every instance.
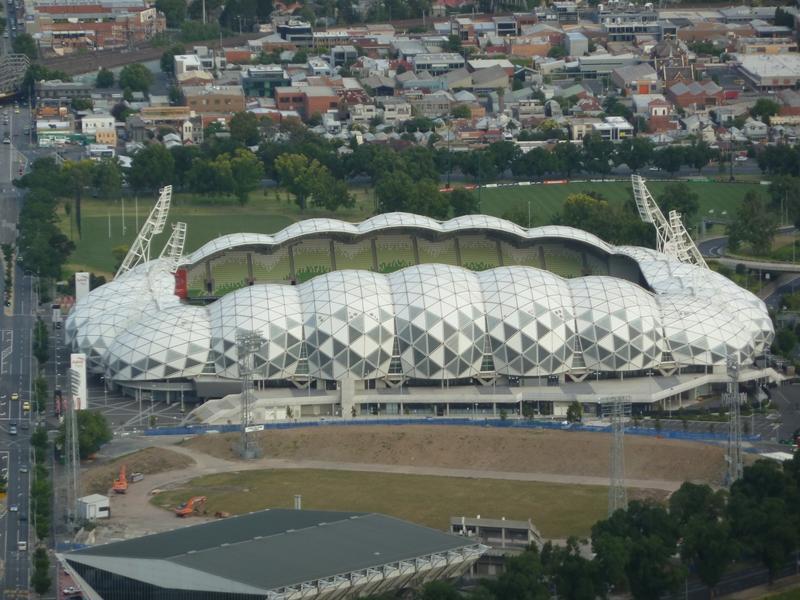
[66,510,476,594]
[669,80,722,96]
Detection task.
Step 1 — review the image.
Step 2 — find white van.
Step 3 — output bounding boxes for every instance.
[17,540,26,551]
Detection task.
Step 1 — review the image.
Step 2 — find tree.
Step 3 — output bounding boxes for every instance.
[160,44,186,75]
[541,538,604,600]
[16,189,75,279]
[751,98,781,125]
[477,548,550,599]
[451,104,471,119]
[553,142,583,177]
[229,111,261,146]
[548,45,566,59]
[62,160,95,238]
[12,33,37,59]
[582,133,614,177]
[450,189,479,217]
[727,191,778,255]
[615,137,653,172]
[31,547,51,594]
[312,174,354,211]
[33,376,47,414]
[129,144,175,192]
[407,179,448,219]
[376,171,415,214]
[657,182,699,221]
[684,140,715,173]
[414,580,460,600]
[92,158,122,199]
[119,63,154,94]
[775,6,795,29]
[566,400,582,423]
[229,149,264,204]
[653,146,685,174]
[156,0,186,27]
[58,410,112,459]
[95,68,114,88]
[274,153,329,210]
[33,318,48,366]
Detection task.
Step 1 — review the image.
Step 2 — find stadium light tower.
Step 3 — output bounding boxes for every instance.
[724,356,744,486]
[603,396,631,516]
[237,331,263,460]
[115,185,172,279]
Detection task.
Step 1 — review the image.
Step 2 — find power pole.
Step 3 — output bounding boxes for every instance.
[603,396,631,516]
[724,357,744,486]
[237,331,263,460]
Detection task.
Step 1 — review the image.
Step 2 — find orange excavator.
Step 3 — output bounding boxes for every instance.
[175,496,207,517]
[112,465,128,494]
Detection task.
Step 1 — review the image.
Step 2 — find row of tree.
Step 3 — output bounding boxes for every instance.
[30,425,52,593]
[373,454,800,600]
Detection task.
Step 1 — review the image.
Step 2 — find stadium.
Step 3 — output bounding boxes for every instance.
[65,183,776,420]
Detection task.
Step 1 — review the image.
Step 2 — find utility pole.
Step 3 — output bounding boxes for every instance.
[724,357,744,486]
[237,331,263,459]
[603,396,631,516]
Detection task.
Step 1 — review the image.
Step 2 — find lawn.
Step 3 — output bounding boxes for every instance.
[473,179,765,228]
[150,468,608,538]
[61,180,766,276]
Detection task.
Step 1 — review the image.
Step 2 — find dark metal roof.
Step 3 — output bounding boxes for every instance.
[67,510,477,593]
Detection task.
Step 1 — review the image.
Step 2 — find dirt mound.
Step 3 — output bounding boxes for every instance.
[82,447,196,496]
[183,426,729,485]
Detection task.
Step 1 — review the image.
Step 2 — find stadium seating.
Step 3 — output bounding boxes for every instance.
[500,242,542,269]
[334,240,375,271]
[186,265,207,297]
[251,248,292,284]
[375,235,415,273]
[459,236,500,272]
[210,252,250,295]
[541,245,583,278]
[417,238,458,266]
[293,239,332,283]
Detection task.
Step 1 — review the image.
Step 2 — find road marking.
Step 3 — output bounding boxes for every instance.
[0,330,11,376]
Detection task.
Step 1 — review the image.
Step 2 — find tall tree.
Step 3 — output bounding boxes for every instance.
[727,190,778,255]
[155,0,186,27]
[92,158,122,198]
[129,144,175,192]
[656,182,700,220]
[274,153,329,210]
[450,189,479,217]
[62,160,95,238]
[95,68,114,88]
[229,149,264,204]
[119,63,154,94]
[751,98,781,125]
[229,111,261,146]
[653,146,685,174]
[615,137,654,172]
[12,33,37,59]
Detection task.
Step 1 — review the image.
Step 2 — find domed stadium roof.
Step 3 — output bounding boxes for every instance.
[66,214,773,383]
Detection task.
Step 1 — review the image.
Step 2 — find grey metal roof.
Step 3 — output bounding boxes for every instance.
[66,510,477,593]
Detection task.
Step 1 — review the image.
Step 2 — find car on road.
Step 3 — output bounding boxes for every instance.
[10,392,18,401]
[9,423,17,435]
[18,513,27,522]
[22,400,30,412]
[63,587,80,596]
[17,540,26,551]
[19,465,27,473]
[2,136,10,145]
[735,155,748,162]
[9,504,17,512]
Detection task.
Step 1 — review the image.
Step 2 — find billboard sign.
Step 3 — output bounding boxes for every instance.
[69,353,88,410]
[75,272,90,303]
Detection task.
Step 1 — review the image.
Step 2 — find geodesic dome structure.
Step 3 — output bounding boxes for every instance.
[66,214,774,385]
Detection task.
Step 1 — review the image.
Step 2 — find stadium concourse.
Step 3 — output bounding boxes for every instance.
[65,208,778,421]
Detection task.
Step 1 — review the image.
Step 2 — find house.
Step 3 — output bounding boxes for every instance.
[742,117,768,139]
[81,112,116,145]
[632,93,669,116]
[350,103,376,124]
[568,117,601,140]
[611,64,658,96]
[331,45,358,67]
[412,53,466,76]
[308,57,333,76]
[408,90,454,118]
[592,116,634,141]
[666,80,724,109]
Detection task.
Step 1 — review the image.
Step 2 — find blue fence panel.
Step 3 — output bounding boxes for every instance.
[143,417,760,443]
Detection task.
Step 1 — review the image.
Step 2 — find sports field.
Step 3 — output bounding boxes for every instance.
[150,468,610,538]
[62,180,763,277]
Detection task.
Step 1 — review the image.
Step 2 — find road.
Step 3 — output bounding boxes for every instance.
[0,267,36,599]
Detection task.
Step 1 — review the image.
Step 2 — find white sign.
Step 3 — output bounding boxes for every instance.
[244,424,264,433]
[75,272,90,303]
[69,353,88,410]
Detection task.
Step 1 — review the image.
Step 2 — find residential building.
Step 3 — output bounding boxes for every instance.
[719,6,776,24]
[578,53,639,75]
[174,54,203,77]
[597,8,662,42]
[81,112,116,145]
[376,96,412,125]
[274,86,340,119]
[666,80,724,109]
[736,37,798,54]
[308,57,332,76]
[331,45,358,67]
[632,93,669,116]
[138,106,204,143]
[778,89,800,117]
[467,59,515,76]
[193,46,226,71]
[350,102,376,124]
[513,98,546,122]
[493,16,518,36]
[408,90,454,118]
[742,117,768,139]
[735,54,800,90]
[611,63,658,95]
[592,116,634,141]
[552,1,579,23]
[412,53,466,76]
[277,19,313,46]
[240,66,291,98]
[564,32,588,57]
[183,85,247,115]
[568,117,601,140]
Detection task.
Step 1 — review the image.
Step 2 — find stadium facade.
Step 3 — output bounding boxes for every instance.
[65,212,775,419]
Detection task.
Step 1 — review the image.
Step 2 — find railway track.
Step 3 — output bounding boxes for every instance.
[39,33,262,76]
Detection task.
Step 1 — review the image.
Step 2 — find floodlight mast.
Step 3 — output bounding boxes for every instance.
[115,185,173,279]
[158,221,188,273]
[630,174,707,268]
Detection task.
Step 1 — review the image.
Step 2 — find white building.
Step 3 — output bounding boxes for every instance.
[174,54,203,77]
[81,113,115,135]
[78,494,110,521]
[592,116,634,141]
